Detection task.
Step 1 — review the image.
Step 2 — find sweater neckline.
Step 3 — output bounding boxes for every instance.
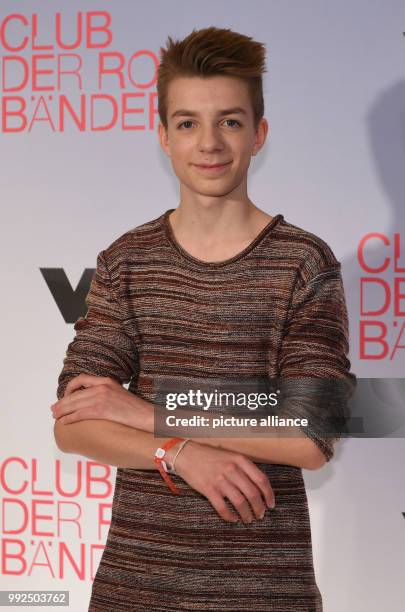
[162,208,284,268]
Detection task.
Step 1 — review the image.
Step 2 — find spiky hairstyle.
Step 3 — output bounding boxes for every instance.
[157,27,267,130]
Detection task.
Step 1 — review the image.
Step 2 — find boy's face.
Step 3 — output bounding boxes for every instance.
[158,75,267,200]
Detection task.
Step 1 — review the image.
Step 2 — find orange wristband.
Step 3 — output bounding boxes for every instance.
[154,437,185,494]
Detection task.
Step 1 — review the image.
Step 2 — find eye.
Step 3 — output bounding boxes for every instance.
[178,120,194,129]
[177,119,242,130]
[223,119,241,128]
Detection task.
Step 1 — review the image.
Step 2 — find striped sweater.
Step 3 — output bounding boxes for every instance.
[56,209,355,611]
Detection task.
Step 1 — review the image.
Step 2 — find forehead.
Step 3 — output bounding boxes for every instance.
[166,75,252,117]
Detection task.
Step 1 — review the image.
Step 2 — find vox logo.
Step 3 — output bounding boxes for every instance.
[40,267,95,323]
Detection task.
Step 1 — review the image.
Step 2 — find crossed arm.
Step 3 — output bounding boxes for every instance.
[53,251,355,477]
[52,373,326,470]
[52,373,324,524]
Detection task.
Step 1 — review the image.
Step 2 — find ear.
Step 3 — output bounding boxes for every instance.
[158,122,171,158]
[252,117,269,156]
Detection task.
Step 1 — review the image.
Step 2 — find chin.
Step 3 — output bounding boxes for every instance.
[182,176,240,196]
[194,186,238,198]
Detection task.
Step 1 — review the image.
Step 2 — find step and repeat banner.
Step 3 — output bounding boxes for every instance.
[1,2,404,611]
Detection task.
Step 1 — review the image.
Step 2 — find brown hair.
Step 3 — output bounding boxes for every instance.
[157,27,267,131]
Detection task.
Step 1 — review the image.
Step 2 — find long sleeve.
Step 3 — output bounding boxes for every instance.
[56,249,139,400]
[277,262,357,462]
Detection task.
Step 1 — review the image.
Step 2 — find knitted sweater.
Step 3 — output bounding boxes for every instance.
[57,209,355,611]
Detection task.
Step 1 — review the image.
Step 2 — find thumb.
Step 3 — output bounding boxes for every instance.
[64,374,108,397]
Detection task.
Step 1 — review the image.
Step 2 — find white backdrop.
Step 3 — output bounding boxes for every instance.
[1,1,404,610]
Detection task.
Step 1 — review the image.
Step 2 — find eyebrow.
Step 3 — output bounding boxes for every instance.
[170,107,248,119]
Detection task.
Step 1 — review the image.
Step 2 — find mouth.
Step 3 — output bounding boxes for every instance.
[192,161,232,174]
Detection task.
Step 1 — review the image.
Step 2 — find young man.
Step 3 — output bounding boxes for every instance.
[53,27,355,611]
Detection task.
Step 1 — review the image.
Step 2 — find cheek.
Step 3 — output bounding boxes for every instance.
[239,145,255,167]
[170,133,192,152]
[170,143,194,172]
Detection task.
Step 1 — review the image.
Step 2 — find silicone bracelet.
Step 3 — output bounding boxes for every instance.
[154,437,184,494]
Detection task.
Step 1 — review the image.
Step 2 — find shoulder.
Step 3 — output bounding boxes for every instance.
[92,212,166,295]
[101,212,165,267]
[273,216,342,283]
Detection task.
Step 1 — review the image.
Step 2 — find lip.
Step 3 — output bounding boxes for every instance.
[193,161,232,173]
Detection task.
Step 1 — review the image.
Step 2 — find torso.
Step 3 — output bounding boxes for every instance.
[88,208,334,611]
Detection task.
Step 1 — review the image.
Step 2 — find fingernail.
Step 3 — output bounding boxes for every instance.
[268,500,275,509]
[259,511,265,519]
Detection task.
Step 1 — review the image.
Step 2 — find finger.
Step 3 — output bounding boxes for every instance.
[224,467,266,520]
[58,409,94,425]
[64,374,112,397]
[218,477,256,524]
[53,387,105,418]
[52,387,95,416]
[207,489,240,524]
[235,456,276,509]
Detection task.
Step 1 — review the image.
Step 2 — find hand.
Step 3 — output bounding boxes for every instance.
[171,440,276,524]
[51,374,153,431]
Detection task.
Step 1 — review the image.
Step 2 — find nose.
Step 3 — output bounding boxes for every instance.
[197,124,224,153]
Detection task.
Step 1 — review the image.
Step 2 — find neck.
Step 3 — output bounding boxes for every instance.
[167,199,275,263]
